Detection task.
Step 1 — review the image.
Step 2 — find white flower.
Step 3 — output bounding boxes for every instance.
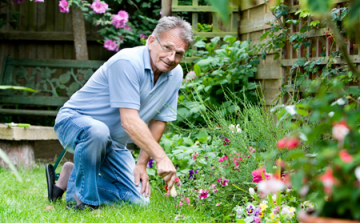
[332,121,350,141]
[328,111,335,117]
[331,98,346,106]
[258,177,285,196]
[235,206,245,219]
[299,132,308,141]
[249,188,255,197]
[285,105,296,115]
[272,194,277,201]
[236,124,242,133]
[229,124,235,133]
[355,166,360,181]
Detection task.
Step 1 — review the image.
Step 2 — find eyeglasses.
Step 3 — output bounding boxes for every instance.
[155,36,185,61]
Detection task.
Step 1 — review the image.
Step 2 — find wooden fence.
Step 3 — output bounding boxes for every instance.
[0,1,113,73]
[167,0,358,105]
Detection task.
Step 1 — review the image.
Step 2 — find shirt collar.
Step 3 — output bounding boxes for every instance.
[143,44,174,77]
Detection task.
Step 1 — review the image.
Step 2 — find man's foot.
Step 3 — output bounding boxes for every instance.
[45,164,64,202]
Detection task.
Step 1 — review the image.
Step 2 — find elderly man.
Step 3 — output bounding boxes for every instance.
[45,16,193,210]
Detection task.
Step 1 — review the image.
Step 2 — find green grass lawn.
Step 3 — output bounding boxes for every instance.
[0,164,211,223]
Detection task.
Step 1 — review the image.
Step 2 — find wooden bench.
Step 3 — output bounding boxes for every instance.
[0,55,105,167]
[0,55,105,116]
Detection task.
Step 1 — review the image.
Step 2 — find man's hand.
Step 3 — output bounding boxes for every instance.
[156,156,176,189]
[134,164,151,197]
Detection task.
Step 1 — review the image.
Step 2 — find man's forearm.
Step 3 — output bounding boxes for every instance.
[136,119,167,166]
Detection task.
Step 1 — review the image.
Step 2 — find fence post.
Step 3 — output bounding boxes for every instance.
[72,8,89,60]
[161,0,172,17]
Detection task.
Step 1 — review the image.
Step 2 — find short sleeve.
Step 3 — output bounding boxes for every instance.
[107,59,141,110]
[152,90,179,122]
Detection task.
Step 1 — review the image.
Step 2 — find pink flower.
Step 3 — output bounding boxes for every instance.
[90,0,108,14]
[255,217,261,223]
[213,189,218,193]
[192,153,199,160]
[223,138,230,145]
[219,157,224,162]
[252,168,271,183]
[217,177,229,186]
[210,184,216,189]
[124,24,132,30]
[140,33,148,39]
[320,168,337,194]
[104,40,119,52]
[216,202,222,206]
[249,146,256,153]
[287,137,300,149]
[59,0,69,13]
[112,10,129,28]
[332,120,350,141]
[339,150,353,163]
[35,0,44,2]
[185,71,196,81]
[178,200,183,207]
[277,137,287,149]
[198,189,209,199]
[184,197,190,204]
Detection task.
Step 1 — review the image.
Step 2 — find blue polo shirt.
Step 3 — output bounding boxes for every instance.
[61,45,183,147]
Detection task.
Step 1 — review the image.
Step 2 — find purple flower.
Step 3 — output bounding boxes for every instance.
[188,169,199,179]
[90,0,108,14]
[273,205,280,214]
[246,204,255,215]
[112,10,129,28]
[104,40,118,52]
[254,207,261,217]
[147,158,154,168]
[124,24,132,31]
[59,0,69,13]
[140,33,148,39]
[13,0,25,4]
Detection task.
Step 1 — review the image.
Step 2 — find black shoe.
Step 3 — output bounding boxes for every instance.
[75,203,99,211]
[46,164,64,202]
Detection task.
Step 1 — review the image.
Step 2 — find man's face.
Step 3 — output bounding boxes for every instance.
[148,28,188,74]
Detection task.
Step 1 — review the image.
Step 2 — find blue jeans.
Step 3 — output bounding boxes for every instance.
[54,108,149,206]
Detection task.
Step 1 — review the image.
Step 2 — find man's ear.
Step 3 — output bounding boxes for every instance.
[148,35,156,50]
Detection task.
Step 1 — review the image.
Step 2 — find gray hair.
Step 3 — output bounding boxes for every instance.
[152,16,193,47]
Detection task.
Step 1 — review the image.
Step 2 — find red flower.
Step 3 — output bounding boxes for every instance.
[339,150,353,163]
[277,138,287,149]
[320,168,337,194]
[286,137,300,149]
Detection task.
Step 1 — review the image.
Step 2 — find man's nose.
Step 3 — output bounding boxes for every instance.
[167,52,176,62]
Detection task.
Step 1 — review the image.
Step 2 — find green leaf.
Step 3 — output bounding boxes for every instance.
[273,53,280,60]
[0,149,22,182]
[207,0,229,23]
[0,85,38,92]
[193,64,201,77]
[194,40,206,48]
[297,109,309,116]
[307,0,331,13]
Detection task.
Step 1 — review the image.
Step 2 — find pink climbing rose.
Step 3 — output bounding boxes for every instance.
[59,0,69,13]
[140,33,148,39]
[124,24,132,31]
[104,40,118,52]
[112,10,129,29]
[90,0,108,14]
[35,0,44,2]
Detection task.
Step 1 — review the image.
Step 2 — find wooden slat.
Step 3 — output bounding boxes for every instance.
[288,0,349,13]
[0,31,101,41]
[256,62,282,79]
[240,0,265,10]
[193,32,237,37]
[0,96,68,106]
[172,5,238,12]
[280,55,360,66]
[6,58,104,69]
[0,109,58,116]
